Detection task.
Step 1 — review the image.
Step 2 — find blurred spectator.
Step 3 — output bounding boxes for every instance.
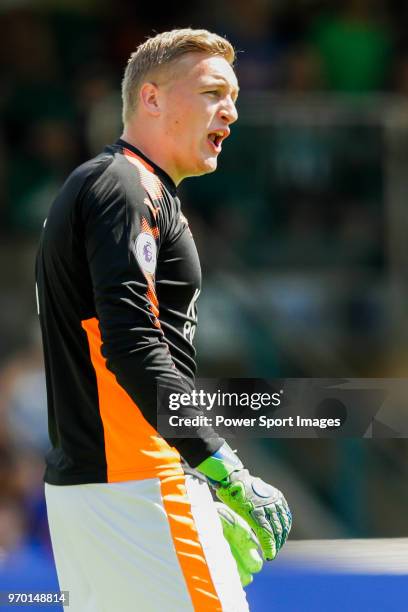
[6,118,79,232]
[14,449,51,555]
[1,9,73,139]
[0,320,48,453]
[283,44,323,92]
[0,498,26,560]
[74,64,122,156]
[0,445,50,562]
[0,318,51,559]
[211,0,288,90]
[392,52,408,96]
[0,491,58,601]
[309,0,394,92]
[0,446,20,501]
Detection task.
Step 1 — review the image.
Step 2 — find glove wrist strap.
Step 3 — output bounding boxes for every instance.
[196,442,243,483]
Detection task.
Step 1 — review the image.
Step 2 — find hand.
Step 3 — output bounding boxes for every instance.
[215,468,292,561]
[215,501,263,586]
[197,443,292,561]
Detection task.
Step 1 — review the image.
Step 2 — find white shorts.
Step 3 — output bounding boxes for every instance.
[45,475,249,612]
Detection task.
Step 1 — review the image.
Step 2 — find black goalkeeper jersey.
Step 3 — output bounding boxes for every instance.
[36,139,223,485]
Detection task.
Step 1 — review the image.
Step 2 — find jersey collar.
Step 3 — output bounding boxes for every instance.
[116,138,177,196]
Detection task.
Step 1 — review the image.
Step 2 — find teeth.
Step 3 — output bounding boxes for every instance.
[209,131,224,142]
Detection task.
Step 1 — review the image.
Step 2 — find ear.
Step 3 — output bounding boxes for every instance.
[139,82,161,116]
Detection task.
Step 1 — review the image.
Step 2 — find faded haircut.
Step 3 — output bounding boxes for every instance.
[121,28,235,124]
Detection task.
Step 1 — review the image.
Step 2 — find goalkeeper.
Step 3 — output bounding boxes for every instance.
[37,27,291,612]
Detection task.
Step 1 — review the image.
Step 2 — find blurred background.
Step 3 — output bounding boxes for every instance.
[0,0,407,609]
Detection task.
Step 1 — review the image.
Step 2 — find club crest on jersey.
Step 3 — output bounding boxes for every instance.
[135,232,157,274]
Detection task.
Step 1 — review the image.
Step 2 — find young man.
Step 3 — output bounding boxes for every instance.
[36,29,292,611]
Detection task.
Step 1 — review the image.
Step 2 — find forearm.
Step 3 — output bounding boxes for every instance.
[106,349,224,466]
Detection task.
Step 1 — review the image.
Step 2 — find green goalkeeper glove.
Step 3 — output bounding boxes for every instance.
[197,443,292,561]
[215,502,263,586]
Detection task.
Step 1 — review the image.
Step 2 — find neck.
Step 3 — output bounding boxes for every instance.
[121,125,182,186]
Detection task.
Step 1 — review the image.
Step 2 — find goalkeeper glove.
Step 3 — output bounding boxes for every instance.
[197,443,292,561]
[215,501,263,586]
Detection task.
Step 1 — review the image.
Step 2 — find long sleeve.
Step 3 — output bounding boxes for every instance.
[82,165,223,467]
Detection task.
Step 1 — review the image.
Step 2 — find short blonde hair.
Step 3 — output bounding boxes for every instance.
[121,28,235,124]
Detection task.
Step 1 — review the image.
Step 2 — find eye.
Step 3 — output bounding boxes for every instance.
[205,90,221,97]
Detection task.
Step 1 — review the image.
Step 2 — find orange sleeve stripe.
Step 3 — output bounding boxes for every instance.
[160,473,222,611]
[139,216,161,327]
[81,317,181,482]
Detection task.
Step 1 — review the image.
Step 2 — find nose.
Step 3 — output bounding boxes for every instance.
[220,97,238,125]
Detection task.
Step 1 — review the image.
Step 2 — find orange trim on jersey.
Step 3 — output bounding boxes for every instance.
[144,197,161,222]
[123,147,163,201]
[81,317,182,482]
[139,216,160,328]
[160,473,222,611]
[141,215,160,240]
[123,146,155,174]
[146,283,159,322]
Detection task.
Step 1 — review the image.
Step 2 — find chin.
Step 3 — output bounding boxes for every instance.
[185,156,218,179]
[201,157,218,174]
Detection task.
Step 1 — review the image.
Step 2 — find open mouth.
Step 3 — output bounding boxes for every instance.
[207,130,228,153]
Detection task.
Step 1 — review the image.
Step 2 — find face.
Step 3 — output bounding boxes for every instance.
[157,53,239,183]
